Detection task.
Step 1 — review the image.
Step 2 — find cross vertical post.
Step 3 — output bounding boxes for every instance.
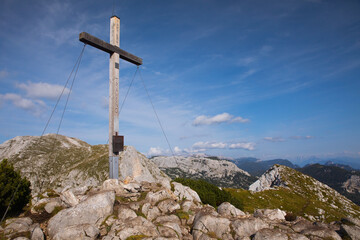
[79,16,142,180]
[109,16,120,179]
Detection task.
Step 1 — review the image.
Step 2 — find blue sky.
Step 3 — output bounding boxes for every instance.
[0,0,359,163]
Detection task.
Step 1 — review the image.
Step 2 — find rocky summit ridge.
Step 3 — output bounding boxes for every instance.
[2,178,360,240]
[0,134,169,194]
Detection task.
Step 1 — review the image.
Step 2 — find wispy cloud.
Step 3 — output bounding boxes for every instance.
[16,81,70,100]
[0,93,46,116]
[263,137,285,142]
[192,141,255,151]
[193,113,250,126]
[192,141,227,149]
[290,135,314,140]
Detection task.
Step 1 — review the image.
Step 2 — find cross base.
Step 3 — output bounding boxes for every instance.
[109,156,119,179]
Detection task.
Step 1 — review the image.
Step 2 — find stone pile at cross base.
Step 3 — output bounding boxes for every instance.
[2,178,360,240]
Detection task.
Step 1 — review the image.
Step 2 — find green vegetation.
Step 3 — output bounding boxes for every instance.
[0,159,31,217]
[173,178,243,210]
[226,165,360,223]
[299,164,360,205]
[126,235,147,240]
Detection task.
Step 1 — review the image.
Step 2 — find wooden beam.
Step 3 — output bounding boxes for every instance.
[79,32,143,66]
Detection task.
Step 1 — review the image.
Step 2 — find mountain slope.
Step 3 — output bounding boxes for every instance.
[227,165,360,222]
[0,134,169,194]
[232,158,299,177]
[298,163,360,205]
[151,155,257,189]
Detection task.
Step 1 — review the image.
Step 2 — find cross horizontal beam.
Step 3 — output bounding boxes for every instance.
[79,32,142,66]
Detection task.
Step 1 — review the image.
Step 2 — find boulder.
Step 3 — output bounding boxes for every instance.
[111,216,159,239]
[52,224,99,240]
[154,215,181,225]
[31,226,44,240]
[291,219,313,233]
[217,202,245,218]
[300,228,342,240]
[146,189,175,204]
[340,224,360,240]
[102,179,125,195]
[60,189,79,207]
[254,209,286,221]
[47,191,115,238]
[193,214,232,240]
[157,226,178,238]
[157,199,181,213]
[4,217,32,235]
[231,217,269,238]
[44,201,62,214]
[142,203,161,221]
[172,182,201,203]
[252,228,288,240]
[117,205,137,220]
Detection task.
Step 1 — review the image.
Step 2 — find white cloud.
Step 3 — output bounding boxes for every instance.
[147,147,166,157]
[290,135,314,140]
[192,141,227,149]
[16,81,70,100]
[263,137,285,142]
[229,142,255,150]
[0,93,46,116]
[193,112,249,126]
[174,146,182,154]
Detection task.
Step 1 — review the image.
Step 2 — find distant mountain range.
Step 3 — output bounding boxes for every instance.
[298,163,360,205]
[231,158,299,177]
[151,155,257,189]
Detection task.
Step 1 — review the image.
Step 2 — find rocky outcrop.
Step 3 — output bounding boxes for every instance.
[343,175,360,194]
[249,164,287,192]
[151,155,257,189]
[0,134,169,194]
[3,178,358,240]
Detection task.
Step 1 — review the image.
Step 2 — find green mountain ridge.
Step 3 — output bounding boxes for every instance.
[228,164,360,223]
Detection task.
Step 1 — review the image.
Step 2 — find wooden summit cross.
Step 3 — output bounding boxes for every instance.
[79,16,142,179]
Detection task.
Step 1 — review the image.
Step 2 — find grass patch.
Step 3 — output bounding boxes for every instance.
[175,209,189,220]
[126,234,147,240]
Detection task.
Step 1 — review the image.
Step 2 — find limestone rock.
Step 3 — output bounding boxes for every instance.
[231,217,269,238]
[154,215,181,225]
[146,189,175,204]
[119,146,170,184]
[102,179,125,195]
[47,191,115,238]
[4,217,32,235]
[252,228,288,240]
[254,208,286,221]
[31,226,44,240]
[217,202,245,218]
[44,201,62,214]
[341,224,360,240]
[193,214,232,240]
[142,203,161,221]
[117,205,137,220]
[157,199,181,213]
[249,165,287,192]
[111,216,159,239]
[60,189,79,207]
[300,227,342,240]
[172,182,201,203]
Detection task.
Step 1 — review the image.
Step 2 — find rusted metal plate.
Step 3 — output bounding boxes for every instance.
[112,135,124,154]
[79,32,143,66]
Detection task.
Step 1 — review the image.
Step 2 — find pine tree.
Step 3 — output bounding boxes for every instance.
[0,159,31,217]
